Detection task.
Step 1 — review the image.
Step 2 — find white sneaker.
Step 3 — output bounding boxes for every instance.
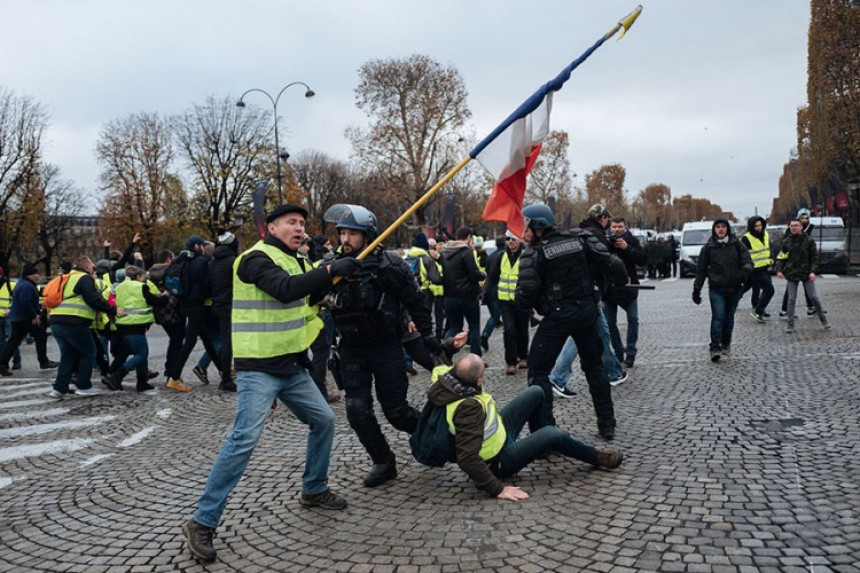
[47,389,74,400]
[551,384,577,399]
[75,387,101,397]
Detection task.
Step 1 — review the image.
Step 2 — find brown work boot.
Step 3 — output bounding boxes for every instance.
[505,364,516,375]
[182,518,216,562]
[166,377,193,392]
[516,359,528,369]
[594,449,624,469]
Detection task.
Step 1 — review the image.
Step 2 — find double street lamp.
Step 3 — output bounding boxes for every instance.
[236,82,315,204]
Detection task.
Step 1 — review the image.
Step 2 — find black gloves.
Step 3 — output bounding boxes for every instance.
[692,289,702,305]
[328,257,362,278]
[423,335,443,355]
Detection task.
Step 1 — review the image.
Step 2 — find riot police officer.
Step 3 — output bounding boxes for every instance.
[325,205,441,487]
[515,204,628,439]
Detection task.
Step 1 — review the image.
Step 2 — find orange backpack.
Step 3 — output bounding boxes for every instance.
[43,274,71,309]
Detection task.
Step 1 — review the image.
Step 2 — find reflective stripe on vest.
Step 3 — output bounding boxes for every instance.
[50,272,96,320]
[92,277,112,329]
[115,280,154,326]
[0,280,16,313]
[498,252,520,302]
[743,232,770,269]
[231,241,323,359]
[431,365,507,461]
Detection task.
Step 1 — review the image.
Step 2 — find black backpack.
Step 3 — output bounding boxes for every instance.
[409,400,457,467]
[164,252,192,298]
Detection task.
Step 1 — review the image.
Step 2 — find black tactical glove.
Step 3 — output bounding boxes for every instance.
[692,289,702,305]
[423,335,443,355]
[328,257,362,278]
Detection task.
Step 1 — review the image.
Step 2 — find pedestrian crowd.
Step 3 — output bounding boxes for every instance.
[0,201,831,564]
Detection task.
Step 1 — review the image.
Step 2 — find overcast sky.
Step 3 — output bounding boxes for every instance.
[2,1,810,223]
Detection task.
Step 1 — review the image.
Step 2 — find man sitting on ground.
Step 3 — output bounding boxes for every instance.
[426,353,623,501]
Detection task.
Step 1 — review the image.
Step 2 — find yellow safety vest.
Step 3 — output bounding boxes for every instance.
[92,277,112,330]
[405,247,431,291]
[498,252,520,302]
[231,241,323,359]
[0,279,16,317]
[431,366,507,461]
[427,259,444,297]
[115,280,154,326]
[743,232,770,269]
[50,271,96,321]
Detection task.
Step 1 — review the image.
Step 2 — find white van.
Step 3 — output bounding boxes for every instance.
[679,221,715,277]
[807,217,847,273]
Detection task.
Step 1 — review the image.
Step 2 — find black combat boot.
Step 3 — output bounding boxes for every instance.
[363,454,397,487]
[597,416,616,441]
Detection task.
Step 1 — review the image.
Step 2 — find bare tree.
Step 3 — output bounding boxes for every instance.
[96,112,183,261]
[175,95,274,235]
[0,87,47,271]
[526,130,573,204]
[289,150,355,235]
[347,54,471,226]
[34,163,87,273]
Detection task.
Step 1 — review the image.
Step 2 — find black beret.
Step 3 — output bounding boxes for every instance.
[266,204,309,224]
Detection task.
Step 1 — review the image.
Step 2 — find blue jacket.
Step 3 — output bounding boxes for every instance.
[8,277,40,322]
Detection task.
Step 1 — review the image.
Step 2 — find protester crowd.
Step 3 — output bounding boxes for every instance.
[0,201,831,564]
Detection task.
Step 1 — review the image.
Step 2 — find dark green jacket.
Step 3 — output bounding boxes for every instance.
[775,232,818,281]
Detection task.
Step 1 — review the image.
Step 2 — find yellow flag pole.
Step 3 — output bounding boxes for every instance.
[356,156,473,261]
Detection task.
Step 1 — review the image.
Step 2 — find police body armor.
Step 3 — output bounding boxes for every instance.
[535,230,595,313]
[328,250,404,346]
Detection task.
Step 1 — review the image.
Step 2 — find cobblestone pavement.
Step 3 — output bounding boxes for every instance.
[1,276,858,572]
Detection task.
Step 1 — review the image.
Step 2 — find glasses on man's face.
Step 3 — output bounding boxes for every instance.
[506,238,518,242]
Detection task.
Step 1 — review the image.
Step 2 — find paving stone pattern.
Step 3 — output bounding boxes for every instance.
[0,276,858,572]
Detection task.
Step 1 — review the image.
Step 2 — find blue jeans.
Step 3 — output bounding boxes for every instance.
[444,297,482,356]
[0,317,21,366]
[496,386,597,477]
[196,330,222,370]
[120,333,149,379]
[603,298,639,359]
[52,323,95,392]
[481,291,501,339]
[194,368,335,528]
[708,289,741,349]
[548,306,623,387]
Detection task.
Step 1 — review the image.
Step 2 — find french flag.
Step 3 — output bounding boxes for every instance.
[473,91,553,237]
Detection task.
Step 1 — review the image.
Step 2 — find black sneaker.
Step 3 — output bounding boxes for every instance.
[0,366,12,377]
[623,355,635,369]
[779,311,788,320]
[551,383,577,399]
[710,348,721,362]
[750,311,765,323]
[609,371,628,387]
[192,366,210,385]
[147,370,159,380]
[405,364,418,376]
[182,519,216,563]
[597,417,616,441]
[806,306,816,316]
[11,363,21,370]
[218,379,237,392]
[299,489,347,510]
[761,312,771,318]
[785,321,795,334]
[363,458,397,487]
[721,344,731,356]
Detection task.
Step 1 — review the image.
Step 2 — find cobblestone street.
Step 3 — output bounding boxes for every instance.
[1,275,858,572]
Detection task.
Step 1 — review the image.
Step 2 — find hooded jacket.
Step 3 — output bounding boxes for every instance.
[209,244,238,306]
[427,372,504,496]
[692,217,753,294]
[441,240,486,299]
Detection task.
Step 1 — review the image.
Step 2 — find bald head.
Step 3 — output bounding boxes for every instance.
[453,353,485,387]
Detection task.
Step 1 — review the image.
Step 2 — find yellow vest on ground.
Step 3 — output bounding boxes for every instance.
[50,271,96,321]
[742,232,770,269]
[430,365,507,461]
[498,252,520,302]
[231,241,323,359]
[0,279,16,317]
[115,280,154,326]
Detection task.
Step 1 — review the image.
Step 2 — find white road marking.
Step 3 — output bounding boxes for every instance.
[2,387,56,399]
[0,408,69,422]
[155,409,172,419]
[0,415,116,439]
[0,398,55,410]
[0,438,93,462]
[80,454,114,467]
[1,382,46,391]
[118,426,156,447]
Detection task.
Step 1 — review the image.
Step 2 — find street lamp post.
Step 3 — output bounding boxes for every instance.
[236,82,315,204]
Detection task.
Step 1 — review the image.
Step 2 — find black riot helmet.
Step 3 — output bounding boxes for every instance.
[335,205,378,242]
[522,203,556,230]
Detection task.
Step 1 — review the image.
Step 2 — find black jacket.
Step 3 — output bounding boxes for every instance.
[209,244,237,306]
[233,235,333,376]
[180,251,211,308]
[693,219,753,294]
[441,241,485,299]
[605,231,647,303]
[7,277,40,323]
